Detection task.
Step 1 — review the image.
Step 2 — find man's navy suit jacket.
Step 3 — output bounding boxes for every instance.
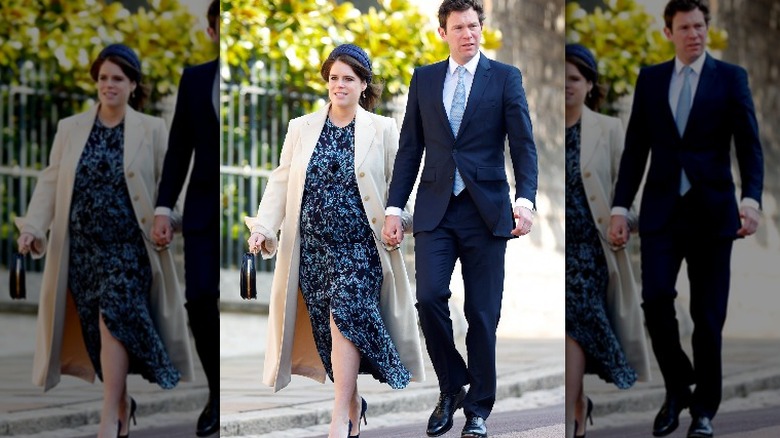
[157,59,219,233]
[613,54,763,238]
[388,53,537,238]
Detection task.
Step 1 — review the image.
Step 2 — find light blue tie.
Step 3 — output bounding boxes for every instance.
[450,66,466,196]
[676,65,693,196]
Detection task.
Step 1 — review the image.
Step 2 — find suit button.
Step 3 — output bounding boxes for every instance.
[583,171,591,178]
[359,172,365,177]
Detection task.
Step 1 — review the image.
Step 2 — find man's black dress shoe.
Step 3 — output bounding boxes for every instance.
[461,415,487,438]
[196,397,219,437]
[426,387,466,437]
[687,416,713,438]
[652,392,690,437]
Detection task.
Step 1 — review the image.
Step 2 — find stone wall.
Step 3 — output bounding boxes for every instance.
[717,0,780,249]
[490,0,566,252]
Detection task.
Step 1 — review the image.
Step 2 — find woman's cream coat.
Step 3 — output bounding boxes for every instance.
[16,105,194,390]
[245,104,426,392]
[579,106,651,381]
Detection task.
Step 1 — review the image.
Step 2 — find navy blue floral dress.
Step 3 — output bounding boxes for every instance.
[298,117,411,389]
[565,121,636,389]
[68,118,179,389]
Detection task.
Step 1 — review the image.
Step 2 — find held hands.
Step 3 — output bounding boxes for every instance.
[248,232,266,254]
[17,232,35,255]
[608,215,630,249]
[737,205,761,237]
[151,215,173,247]
[511,206,533,237]
[382,215,404,247]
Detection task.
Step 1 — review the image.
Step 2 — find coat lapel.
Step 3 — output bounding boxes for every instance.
[123,106,145,170]
[457,53,491,141]
[66,106,98,171]
[579,107,602,171]
[354,107,375,170]
[657,61,679,139]
[300,104,328,166]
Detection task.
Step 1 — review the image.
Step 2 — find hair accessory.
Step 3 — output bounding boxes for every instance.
[329,44,372,82]
[98,43,141,73]
[565,43,598,80]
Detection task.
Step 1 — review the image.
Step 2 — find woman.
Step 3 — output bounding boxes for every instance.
[245,43,425,438]
[16,44,193,438]
[564,43,650,438]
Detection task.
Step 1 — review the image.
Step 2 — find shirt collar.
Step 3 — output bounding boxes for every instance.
[675,53,706,76]
[449,51,481,76]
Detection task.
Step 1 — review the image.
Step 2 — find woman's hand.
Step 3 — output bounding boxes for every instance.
[248,232,266,254]
[17,232,35,255]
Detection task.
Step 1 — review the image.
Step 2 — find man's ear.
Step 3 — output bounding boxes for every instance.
[438,27,447,40]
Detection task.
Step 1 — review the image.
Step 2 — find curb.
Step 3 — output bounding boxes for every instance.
[590,368,780,418]
[219,366,564,436]
[0,387,209,436]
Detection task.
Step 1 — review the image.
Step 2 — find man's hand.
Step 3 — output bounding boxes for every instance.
[247,232,266,254]
[737,205,761,237]
[152,215,173,247]
[608,215,630,248]
[382,215,404,247]
[511,206,533,237]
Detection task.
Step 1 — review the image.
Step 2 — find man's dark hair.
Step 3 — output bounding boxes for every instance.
[208,0,219,31]
[664,0,710,30]
[437,0,485,30]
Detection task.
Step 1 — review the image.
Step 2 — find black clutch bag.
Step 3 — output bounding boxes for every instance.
[8,252,26,300]
[240,252,257,300]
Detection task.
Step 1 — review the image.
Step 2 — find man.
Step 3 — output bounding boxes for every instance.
[609,1,763,437]
[151,1,220,436]
[382,1,537,436]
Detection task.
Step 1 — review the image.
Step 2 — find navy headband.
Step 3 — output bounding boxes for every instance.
[565,43,598,80]
[98,44,141,74]
[329,44,372,82]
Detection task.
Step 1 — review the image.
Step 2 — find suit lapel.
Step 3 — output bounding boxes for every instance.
[354,107,374,170]
[457,53,491,140]
[685,54,716,138]
[432,61,452,140]
[579,107,601,171]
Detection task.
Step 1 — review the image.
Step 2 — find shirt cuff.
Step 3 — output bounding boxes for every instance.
[611,206,629,216]
[514,198,534,211]
[154,207,172,216]
[385,206,403,216]
[740,197,760,211]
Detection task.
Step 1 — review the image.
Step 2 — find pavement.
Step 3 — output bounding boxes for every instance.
[3,237,780,436]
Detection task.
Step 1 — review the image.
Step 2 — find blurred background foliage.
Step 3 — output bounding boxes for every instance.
[220,0,502,98]
[0,0,216,105]
[566,0,727,108]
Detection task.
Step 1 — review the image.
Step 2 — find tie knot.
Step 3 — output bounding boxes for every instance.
[456,65,465,78]
[681,65,692,77]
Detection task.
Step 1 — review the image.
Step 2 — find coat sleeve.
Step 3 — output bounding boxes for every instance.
[387,69,425,209]
[14,119,70,258]
[156,68,194,209]
[244,117,301,258]
[731,66,763,206]
[504,65,538,208]
[613,69,651,210]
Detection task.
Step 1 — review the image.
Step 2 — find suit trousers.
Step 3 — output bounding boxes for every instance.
[639,195,733,418]
[415,191,508,419]
[183,230,220,396]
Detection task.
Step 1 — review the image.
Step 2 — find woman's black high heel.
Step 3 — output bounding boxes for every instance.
[118,397,137,438]
[348,397,368,438]
[575,397,593,438]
